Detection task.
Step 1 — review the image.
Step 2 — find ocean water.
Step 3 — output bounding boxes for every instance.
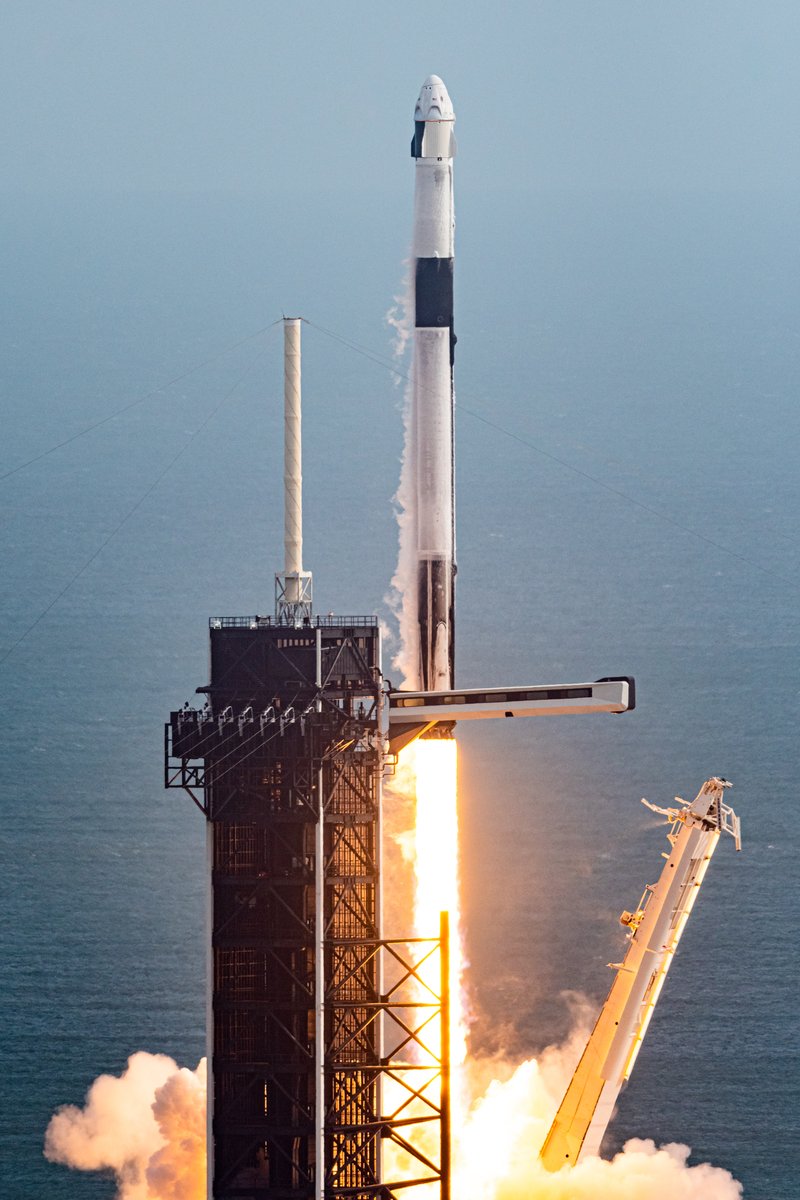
[1,188,797,1198]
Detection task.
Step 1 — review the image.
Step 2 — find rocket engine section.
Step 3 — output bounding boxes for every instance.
[412,75,457,692]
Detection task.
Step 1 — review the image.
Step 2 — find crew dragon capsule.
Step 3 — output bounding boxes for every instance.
[411,75,457,691]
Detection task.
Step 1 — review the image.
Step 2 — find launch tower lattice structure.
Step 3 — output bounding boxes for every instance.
[166,615,449,1200]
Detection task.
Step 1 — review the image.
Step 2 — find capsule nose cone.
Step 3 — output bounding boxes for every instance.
[415,74,455,122]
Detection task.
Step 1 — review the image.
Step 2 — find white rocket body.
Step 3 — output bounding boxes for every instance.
[411,75,456,691]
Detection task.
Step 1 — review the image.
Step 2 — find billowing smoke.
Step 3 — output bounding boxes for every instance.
[42,1038,742,1200]
[44,1052,206,1199]
[509,1139,741,1200]
[456,1044,742,1200]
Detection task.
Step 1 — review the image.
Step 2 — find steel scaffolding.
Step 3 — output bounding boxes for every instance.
[166,617,449,1200]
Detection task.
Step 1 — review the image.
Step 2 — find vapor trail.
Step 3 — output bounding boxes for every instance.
[385,263,421,686]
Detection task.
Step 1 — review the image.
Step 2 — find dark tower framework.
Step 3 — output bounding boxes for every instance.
[166,614,450,1200]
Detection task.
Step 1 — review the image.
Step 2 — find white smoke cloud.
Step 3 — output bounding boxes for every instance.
[455,1039,742,1200]
[44,1052,206,1200]
[494,1136,743,1200]
[42,1035,742,1200]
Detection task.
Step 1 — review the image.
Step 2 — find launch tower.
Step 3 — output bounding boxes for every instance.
[166,320,450,1200]
[167,613,383,1195]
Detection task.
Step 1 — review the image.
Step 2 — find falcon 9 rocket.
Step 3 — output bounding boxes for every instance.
[411,75,457,692]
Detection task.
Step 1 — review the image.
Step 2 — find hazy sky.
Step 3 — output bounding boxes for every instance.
[3,1,799,197]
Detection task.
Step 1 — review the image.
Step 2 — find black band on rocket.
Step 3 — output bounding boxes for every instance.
[415,258,454,327]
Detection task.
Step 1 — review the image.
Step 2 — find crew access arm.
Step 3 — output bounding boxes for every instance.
[539,777,741,1171]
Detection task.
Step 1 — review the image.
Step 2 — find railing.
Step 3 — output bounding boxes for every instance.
[209,614,379,629]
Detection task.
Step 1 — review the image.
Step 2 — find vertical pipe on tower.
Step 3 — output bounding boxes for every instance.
[284,318,303,602]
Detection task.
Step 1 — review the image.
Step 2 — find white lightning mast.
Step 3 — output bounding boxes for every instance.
[540,777,741,1172]
[276,317,313,622]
